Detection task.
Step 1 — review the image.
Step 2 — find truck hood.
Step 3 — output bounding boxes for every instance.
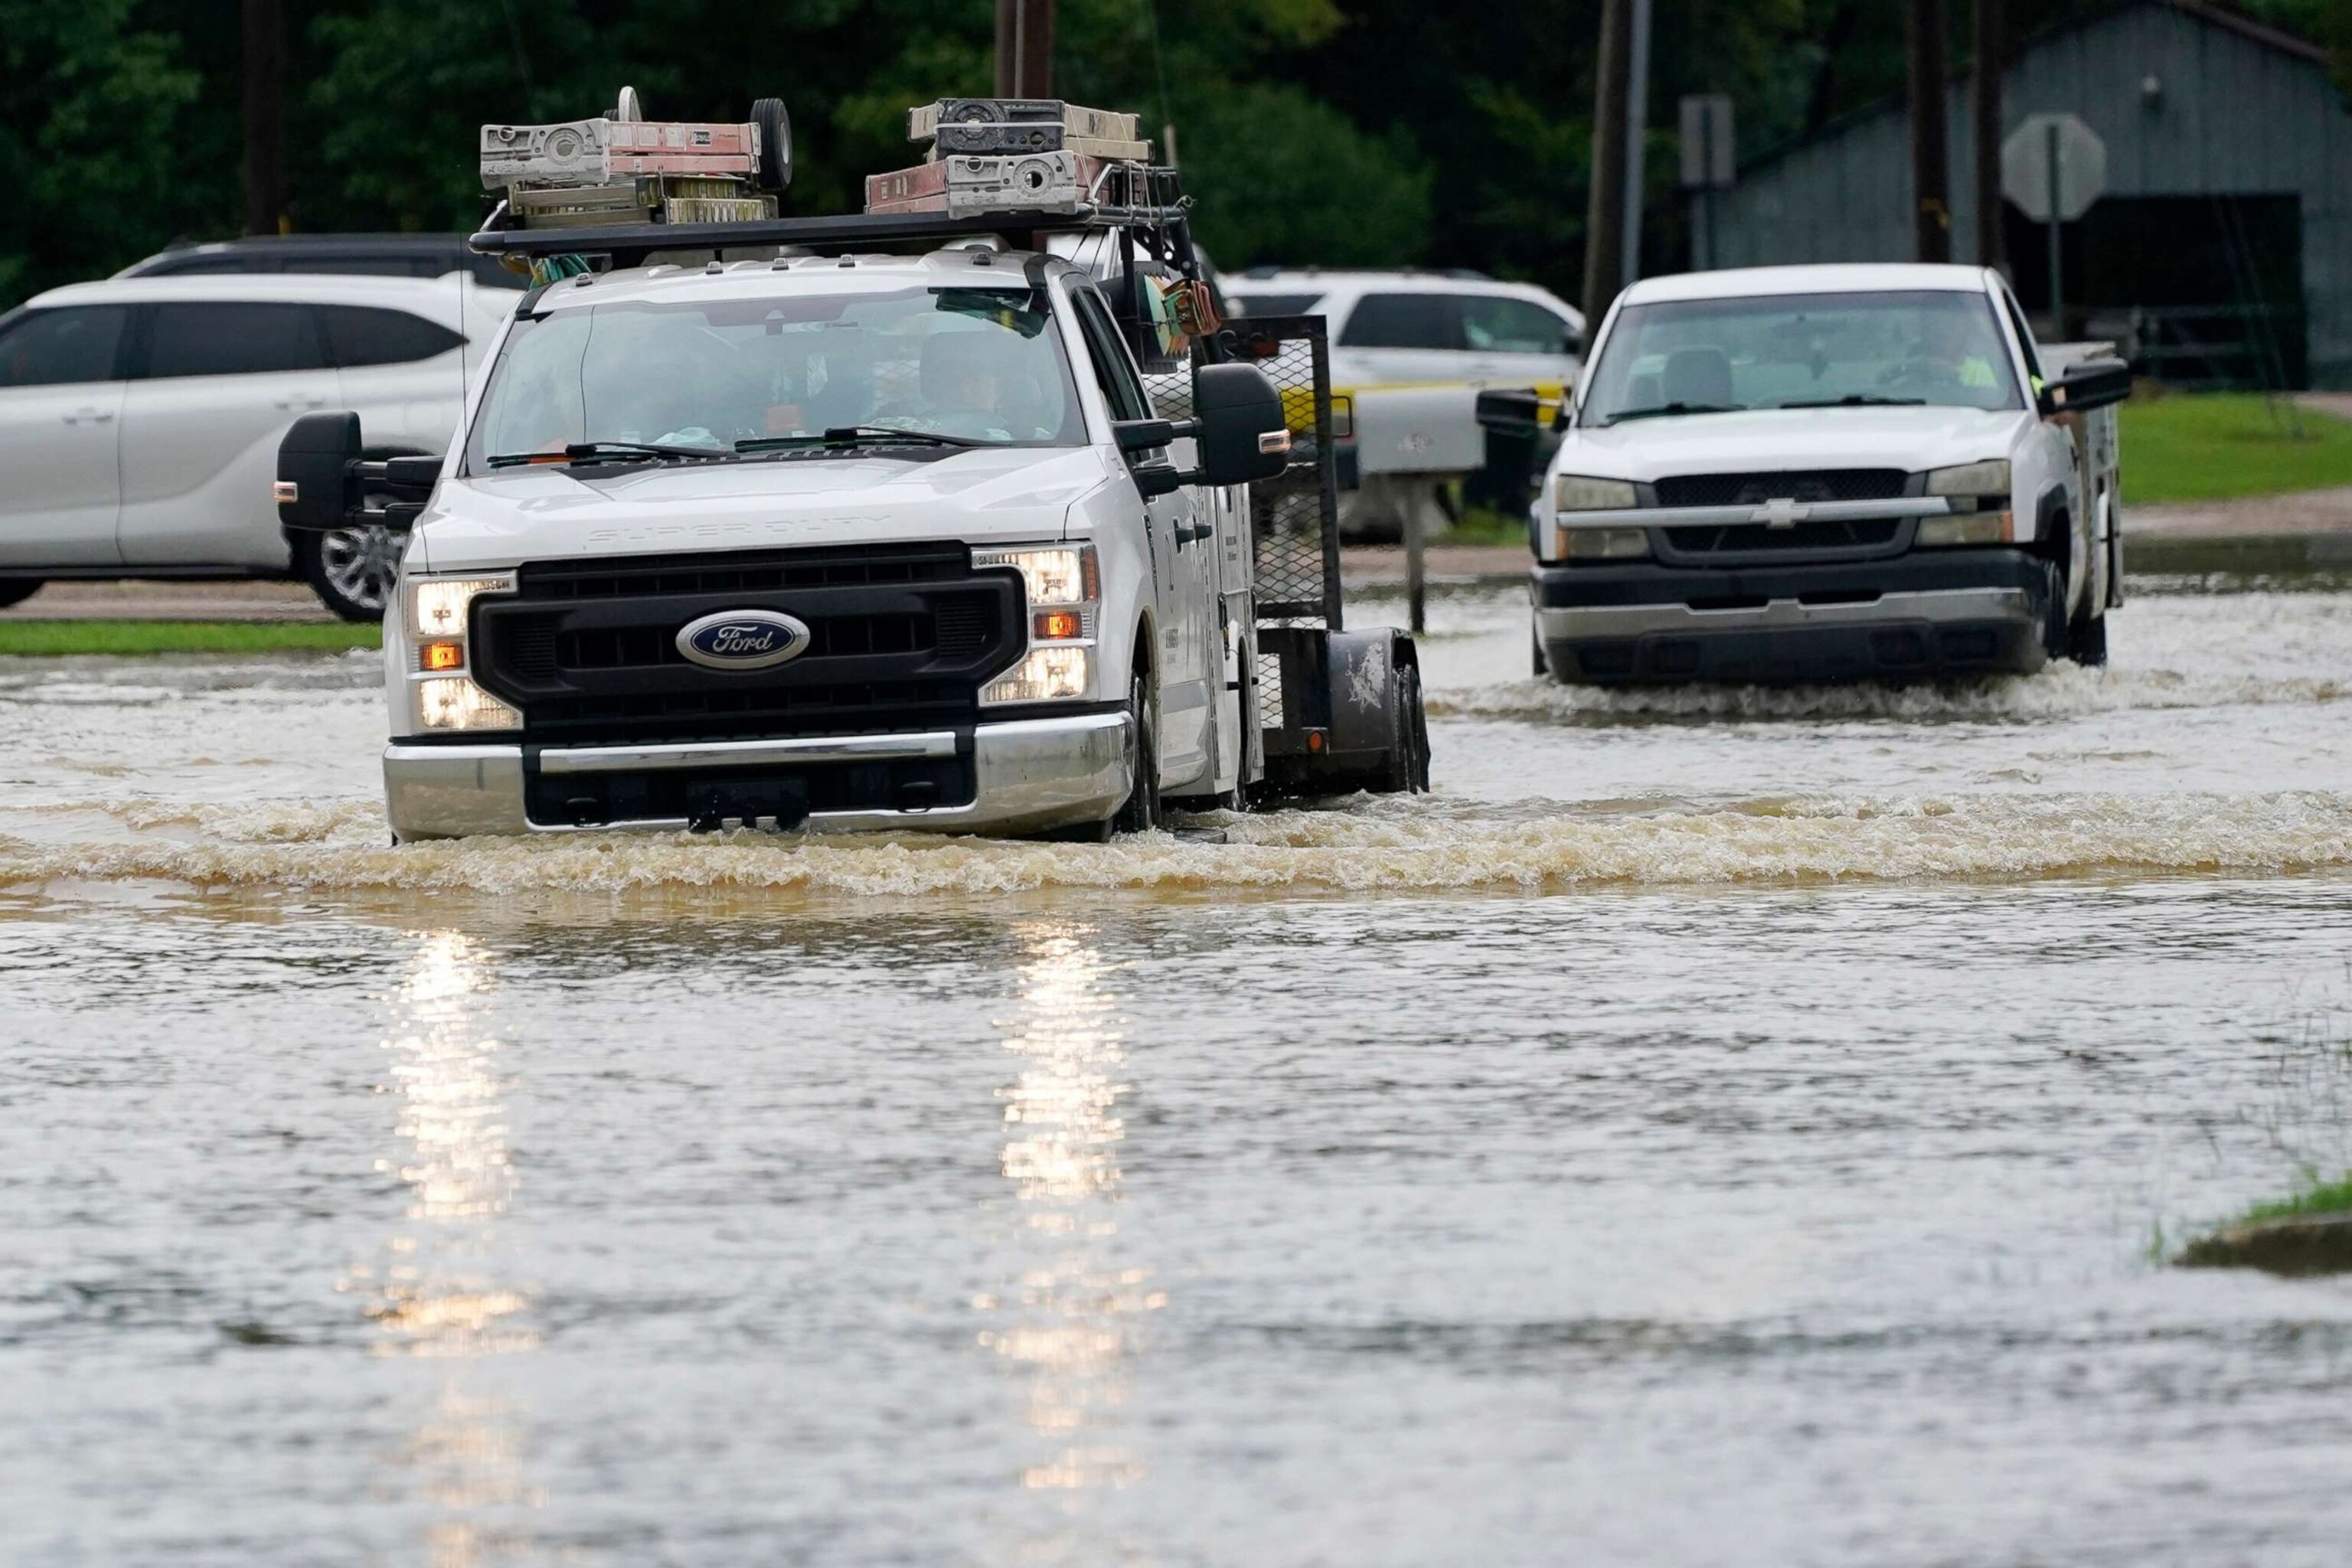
[408,445,1114,573]
[1553,406,2033,482]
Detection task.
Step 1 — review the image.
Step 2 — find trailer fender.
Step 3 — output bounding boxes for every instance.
[1325,629,1406,759]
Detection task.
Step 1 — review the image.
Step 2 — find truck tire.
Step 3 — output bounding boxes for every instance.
[1383,662,1431,792]
[1531,626,1548,677]
[0,580,43,609]
[1112,671,1161,835]
[2037,557,2067,664]
[2068,606,2109,668]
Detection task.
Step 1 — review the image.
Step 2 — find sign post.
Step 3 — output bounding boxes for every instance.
[2001,113,2105,332]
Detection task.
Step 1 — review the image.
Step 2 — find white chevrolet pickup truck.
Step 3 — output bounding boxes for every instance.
[1501,263,2129,684]
[274,98,1427,841]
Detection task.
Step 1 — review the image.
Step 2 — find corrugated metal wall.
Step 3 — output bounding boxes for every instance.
[1710,2,2352,385]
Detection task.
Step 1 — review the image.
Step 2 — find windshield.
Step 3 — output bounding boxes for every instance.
[464,284,1086,470]
[1579,289,2020,426]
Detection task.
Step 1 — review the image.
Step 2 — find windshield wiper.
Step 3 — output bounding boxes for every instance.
[1775,394,1928,409]
[486,440,737,469]
[736,426,987,453]
[1601,401,1743,426]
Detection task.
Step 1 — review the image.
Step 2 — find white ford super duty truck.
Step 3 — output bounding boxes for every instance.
[1488,263,2130,684]
[274,94,1427,841]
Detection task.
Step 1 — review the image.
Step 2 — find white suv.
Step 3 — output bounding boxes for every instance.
[0,273,495,619]
[1225,270,1584,397]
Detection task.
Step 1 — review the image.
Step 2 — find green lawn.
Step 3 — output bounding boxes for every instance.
[2122,393,2352,505]
[2235,1171,2352,1227]
[0,620,381,657]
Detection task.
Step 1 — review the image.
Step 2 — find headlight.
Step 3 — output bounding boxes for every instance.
[983,646,1091,704]
[415,676,521,730]
[1916,512,2015,547]
[401,573,518,732]
[1558,525,1651,561]
[1925,459,2011,499]
[975,544,1099,705]
[974,545,1097,606]
[411,576,514,639]
[1555,475,1638,511]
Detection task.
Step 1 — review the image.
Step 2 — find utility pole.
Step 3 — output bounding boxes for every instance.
[995,0,1055,98]
[1583,0,1632,330]
[241,0,286,234]
[1619,0,1653,286]
[1971,0,2006,273]
[1906,0,1952,263]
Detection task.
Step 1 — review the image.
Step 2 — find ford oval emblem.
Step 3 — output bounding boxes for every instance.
[675,609,812,671]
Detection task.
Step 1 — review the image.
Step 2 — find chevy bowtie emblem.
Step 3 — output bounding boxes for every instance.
[1758,497,1808,529]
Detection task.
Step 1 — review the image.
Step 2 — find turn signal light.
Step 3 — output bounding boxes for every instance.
[420,640,465,672]
[1034,609,1083,641]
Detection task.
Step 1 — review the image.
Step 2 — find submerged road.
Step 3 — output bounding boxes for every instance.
[3,573,2350,1563]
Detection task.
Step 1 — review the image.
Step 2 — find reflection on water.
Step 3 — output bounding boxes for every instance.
[346,932,539,1563]
[984,923,1162,1550]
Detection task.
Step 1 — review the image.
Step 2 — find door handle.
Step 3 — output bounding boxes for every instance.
[1178,520,1214,545]
[274,394,328,410]
[61,407,114,425]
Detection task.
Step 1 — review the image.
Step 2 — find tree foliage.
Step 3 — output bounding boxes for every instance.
[0,0,2343,312]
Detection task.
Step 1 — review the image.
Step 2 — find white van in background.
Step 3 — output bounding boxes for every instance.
[0,273,498,619]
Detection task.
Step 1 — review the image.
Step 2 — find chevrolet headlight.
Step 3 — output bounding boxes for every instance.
[1916,512,2015,547]
[1555,475,1638,511]
[1559,525,1651,560]
[976,544,1099,706]
[415,675,521,731]
[1926,459,2011,500]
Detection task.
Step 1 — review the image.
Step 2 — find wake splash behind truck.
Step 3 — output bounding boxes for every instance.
[276,91,1428,841]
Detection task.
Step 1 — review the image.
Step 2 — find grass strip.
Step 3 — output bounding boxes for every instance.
[2235,1172,2352,1227]
[2122,393,2352,505]
[0,620,381,657]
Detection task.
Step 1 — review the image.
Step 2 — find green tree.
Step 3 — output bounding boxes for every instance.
[0,0,204,307]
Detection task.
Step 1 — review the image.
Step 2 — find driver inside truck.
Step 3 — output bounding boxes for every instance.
[1887,305,2000,399]
[913,328,1037,439]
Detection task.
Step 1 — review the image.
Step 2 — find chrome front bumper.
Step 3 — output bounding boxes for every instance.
[383,710,1134,841]
[1535,586,2035,643]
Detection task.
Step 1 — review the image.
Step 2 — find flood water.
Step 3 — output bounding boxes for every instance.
[5,577,2351,1565]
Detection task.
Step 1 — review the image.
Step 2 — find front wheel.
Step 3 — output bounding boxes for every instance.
[2068,607,2109,668]
[296,525,400,622]
[1112,671,1161,835]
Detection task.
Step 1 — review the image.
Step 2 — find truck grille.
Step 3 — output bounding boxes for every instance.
[1658,516,1906,560]
[1654,469,1907,508]
[470,543,1023,746]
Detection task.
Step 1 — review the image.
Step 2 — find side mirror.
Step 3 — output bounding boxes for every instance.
[276,411,364,531]
[2038,358,2132,417]
[1191,362,1291,486]
[275,410,435,532]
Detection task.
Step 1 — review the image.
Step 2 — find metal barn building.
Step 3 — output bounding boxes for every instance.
[1710,0,2352,388]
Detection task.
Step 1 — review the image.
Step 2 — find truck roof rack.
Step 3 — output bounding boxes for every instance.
[469,198,1187,270]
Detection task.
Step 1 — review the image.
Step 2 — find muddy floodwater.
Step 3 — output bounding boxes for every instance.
[5,577,2352,1565]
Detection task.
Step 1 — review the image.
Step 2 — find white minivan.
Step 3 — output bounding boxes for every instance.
[0,273,495,618]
